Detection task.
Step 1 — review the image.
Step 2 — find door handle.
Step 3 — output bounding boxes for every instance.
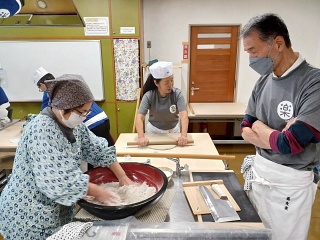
[191,87,200,96]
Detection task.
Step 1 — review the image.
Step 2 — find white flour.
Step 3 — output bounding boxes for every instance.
[85,182,157,206]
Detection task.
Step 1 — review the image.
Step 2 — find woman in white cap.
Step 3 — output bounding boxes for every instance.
[135,61,189,146]
[0,74,133,239]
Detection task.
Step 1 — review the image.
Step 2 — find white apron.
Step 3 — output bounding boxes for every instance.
[248,153,317,240]
[146,121,180,133]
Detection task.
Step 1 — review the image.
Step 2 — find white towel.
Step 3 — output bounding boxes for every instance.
[241,155,255,191]
[47,221,93,240]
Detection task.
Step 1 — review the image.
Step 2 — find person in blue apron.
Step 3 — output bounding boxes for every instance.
[0,74,133,239]
[34,67,114,170]
[0,86,11,124]
[240,13,319,240]
[135,61,189,146]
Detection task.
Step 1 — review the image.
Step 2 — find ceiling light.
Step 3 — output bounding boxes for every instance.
[37,1,47,9]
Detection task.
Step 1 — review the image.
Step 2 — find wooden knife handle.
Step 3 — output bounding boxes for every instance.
[211,183,228,200]
[127,139,195,146]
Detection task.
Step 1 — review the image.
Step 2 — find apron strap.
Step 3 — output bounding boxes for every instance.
[251,167,313,189]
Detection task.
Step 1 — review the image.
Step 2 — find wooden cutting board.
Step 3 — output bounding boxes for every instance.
[182,179,241,215]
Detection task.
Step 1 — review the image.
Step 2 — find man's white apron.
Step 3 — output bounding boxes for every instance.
[248,153,317,240]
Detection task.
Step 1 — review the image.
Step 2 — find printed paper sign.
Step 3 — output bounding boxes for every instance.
[84,17,109,36]
[120,27,135,34]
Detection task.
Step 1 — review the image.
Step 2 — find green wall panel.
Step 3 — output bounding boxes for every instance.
[0,27,85,38]
[117,102,137,135]
[10,102,42,120]
[74,0,109,18]
[111,0,140,36]
[100,39,115,102]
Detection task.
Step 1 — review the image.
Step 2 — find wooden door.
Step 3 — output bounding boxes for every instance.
[189,25,239,102]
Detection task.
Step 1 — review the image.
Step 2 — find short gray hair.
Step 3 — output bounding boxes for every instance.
[240,13,292,48]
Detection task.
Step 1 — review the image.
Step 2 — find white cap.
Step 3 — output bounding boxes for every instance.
[149,61,173,79]
[33,67,49,84]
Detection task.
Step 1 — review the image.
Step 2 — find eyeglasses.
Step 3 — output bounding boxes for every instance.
[73,108,92,117]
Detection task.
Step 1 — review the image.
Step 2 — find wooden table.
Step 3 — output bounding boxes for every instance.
[115,133,226,171]
[187,102,247,142]
[0,120,23,152]
[188,102,246,122]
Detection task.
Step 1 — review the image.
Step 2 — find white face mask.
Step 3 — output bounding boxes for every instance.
[59,110,86,129]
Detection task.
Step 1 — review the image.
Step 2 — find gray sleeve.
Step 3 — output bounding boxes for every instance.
[245,82,259,117]
[296,80,320,131]
[138,92,150,115]
[175,89,187,112]
[245,92,257,116]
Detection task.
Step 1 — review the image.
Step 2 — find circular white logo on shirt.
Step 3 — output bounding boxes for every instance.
[0,10,10,18]
[277,101,293,120]
[170,105,177,113]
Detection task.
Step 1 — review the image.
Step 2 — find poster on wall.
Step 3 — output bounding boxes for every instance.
[84,17,109,36]
[182,42,189,63]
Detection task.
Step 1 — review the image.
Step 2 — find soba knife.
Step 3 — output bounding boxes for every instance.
[199,185,240,223]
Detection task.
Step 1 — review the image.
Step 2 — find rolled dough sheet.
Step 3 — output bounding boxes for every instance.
[148,145,176,150]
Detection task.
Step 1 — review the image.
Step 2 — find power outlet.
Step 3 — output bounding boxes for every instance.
[147,41,151,48]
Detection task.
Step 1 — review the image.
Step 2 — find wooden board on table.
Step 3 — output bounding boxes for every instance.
[182,179,241,216]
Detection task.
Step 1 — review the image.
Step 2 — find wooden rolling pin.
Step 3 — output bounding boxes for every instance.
[127,139,194,146]
[116,152,235,161]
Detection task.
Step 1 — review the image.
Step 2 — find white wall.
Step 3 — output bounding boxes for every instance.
[142,0,320,104]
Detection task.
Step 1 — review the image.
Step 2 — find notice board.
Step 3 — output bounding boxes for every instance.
[0,40,104,102]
